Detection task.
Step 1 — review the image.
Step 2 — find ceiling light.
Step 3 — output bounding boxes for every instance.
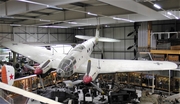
[113,17,122,20]
[167,12,172,15]
[17,0,47,6]
[113,17,134,22]
[121,18,135,22]
[105,25,110,27]
[78,27,84,29]
[174,16,179,19]
[10,24,21,27]
[39,26,68,28]
[68,22,77,24]
[163,15,172,19]
[87,12,97,16]
[39,19,51,22]
[153,4,161,9]
[47,5,63,10]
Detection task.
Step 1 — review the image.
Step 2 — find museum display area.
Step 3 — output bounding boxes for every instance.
[0,0,180,104]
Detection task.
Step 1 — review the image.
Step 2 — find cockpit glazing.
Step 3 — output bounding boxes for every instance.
[57,56,76,77]
[72,44,85,52]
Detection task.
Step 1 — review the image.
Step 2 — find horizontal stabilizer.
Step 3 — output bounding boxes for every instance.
[98,37,120,42]
[75,35,93,40]
[75,35,120,42]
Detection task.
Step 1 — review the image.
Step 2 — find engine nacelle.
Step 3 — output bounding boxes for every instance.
[37,59,53,75]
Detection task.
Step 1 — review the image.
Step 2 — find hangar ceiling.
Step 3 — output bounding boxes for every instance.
[0,0,179,28]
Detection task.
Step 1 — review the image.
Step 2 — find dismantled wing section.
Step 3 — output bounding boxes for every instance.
[1,41,65,64]
[90,58,177,73]
[1,65,15,86]
[0,82,62,104]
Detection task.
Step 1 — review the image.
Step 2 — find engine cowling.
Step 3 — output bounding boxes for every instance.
[34,59,53,75]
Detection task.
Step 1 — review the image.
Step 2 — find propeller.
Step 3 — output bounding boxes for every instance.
[127,22,140,37]
[23,64,45,89]
[83,60,92,84]
[83,60,105,94]
[127,22,141,60]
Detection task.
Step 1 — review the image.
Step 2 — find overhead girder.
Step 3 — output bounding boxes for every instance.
[0,0,87,17]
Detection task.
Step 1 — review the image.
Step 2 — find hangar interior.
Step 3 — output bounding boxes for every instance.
[0,0,180,104]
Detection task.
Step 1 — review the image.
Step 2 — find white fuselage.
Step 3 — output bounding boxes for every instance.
[56,37,97,77]
[70,38,96,69]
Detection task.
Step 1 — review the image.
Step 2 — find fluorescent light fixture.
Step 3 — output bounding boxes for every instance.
[39,19,51,22]
[113,17,122,20]
[166,11,179,19]
[105,25,110,27]
[174,16,179,19]
[113,17,134,22]
[78,27,84,29]
[121,18,135,22]
[167,12,172,15]
[10,24,21,26]
[164,15,172,19]
[17,0,47,6]
[46,5,63,10]
[153,4,161,9]
[87,12,97,16]
[39,26,68,28]
[68,22,77,24]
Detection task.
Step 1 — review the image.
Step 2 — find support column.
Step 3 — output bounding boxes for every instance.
[148,21,152,50]
[12,51,17,65]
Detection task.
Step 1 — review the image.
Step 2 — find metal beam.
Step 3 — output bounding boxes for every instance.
[98,0,167,20]
[0,0,88,16]
[30,11,51,15]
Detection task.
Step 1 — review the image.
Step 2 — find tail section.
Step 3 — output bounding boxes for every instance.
[1,65,15,86]
[75,26,120,42]
[95,26,100,40]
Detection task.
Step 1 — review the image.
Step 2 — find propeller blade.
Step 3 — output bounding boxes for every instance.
[127,45,134,50]
[87,60,91,76]
[90,82,105,94]
[24,64,35,70]
[127,31,135,37]
[38,75,45,90]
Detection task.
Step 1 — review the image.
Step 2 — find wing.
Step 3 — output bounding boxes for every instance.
[1,41,66,67]
[90,58,177,73]
[0,82,62,104]
[75,58,177,74]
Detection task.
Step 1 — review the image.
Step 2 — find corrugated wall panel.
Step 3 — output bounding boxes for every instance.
[138,22,148,48]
